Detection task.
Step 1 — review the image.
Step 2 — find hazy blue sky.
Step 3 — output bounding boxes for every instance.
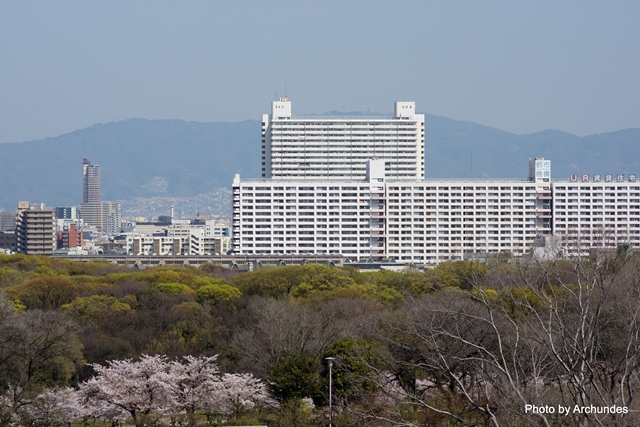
[1,1,639,143]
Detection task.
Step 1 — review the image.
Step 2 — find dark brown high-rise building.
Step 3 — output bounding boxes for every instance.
[82,158,101,203]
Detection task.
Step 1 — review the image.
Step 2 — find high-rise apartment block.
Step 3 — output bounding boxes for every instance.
[80,202,122,235]
[82,158,101,203]
[232,158,557,262]
[232,99,639,264]
[262,99,424,180]
[15,201,56,256]
[551,177,640,253]
[0,211,16,232]
[56,206,78,220]
[80,157,122,235]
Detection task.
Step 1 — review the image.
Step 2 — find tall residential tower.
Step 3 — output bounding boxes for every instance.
[261,98,424,180]
[82,158,101,203]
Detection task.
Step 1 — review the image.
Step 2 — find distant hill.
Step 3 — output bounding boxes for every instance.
[0,119,260,209]
[422,115,640,179]
[0,115,639,210]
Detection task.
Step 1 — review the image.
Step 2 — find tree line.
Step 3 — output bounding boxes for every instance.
[0,253,639,426]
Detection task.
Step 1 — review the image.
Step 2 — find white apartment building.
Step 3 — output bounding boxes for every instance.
[205,220,231,237]
[552,175,640,255]
[262,98,424,180]
[233,98,640,264]
[232,159,553,263]
[167,226,206,254]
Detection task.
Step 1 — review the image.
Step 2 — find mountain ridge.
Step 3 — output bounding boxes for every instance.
[0,115,638,210]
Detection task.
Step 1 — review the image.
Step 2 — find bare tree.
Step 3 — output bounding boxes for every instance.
[355,257,640,427]
[0,297,83,424]
[232,296,382,378]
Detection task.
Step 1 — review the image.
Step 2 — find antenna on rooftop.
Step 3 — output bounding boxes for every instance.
[285,83,287,98]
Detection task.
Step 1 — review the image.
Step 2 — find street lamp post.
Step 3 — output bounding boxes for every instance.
[326,357,335,427]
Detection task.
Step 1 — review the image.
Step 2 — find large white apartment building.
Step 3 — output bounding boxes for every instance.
[551,176,640,254]
[262,98,424,180]
[232,159,556,263]
[233,98,639,264]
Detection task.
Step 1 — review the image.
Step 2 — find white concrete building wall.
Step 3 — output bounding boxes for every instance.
[203,236,231,255]
[232,178,377,258]
[129,236,179,255]
[205,220,231,237]
[384,180,541,263]
[552,180,640,255]
[232,160,552,264]
[167,226,205,255]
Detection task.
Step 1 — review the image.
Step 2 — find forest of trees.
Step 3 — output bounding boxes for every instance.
[0,252,639,427]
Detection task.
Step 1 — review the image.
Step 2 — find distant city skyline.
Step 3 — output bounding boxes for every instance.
[1,1,640,144]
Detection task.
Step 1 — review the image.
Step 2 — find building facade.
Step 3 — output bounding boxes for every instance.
[262,99,424,180]
[234,99,639,264]
[15,201,56,256]
[128,229,231,256]
[57,223,84,250]
[234,160,640,263]
[0,211,16,232]
[56,206,78,220]
[551,177,640,255]
[0,232,17,253]
[82,158,101,203]
[205,220,231,237]
[80,202,122,234]
[232,159,555,263]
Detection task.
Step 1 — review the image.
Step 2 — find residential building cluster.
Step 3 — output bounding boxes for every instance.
[128,222,231,256]
[232,99,639,263]
[0,158,231,256]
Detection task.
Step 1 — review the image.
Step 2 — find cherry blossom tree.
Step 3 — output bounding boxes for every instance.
[162,355,221,426]
[79,354,271,426]
[79,354,170,427]
[79,399,128,426]
[161,356,271,424]
[20,388,83,427]
[0,392,18,427]
[215,372,271,421]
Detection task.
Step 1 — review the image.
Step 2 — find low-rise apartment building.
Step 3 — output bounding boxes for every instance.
[127,224,231,256]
